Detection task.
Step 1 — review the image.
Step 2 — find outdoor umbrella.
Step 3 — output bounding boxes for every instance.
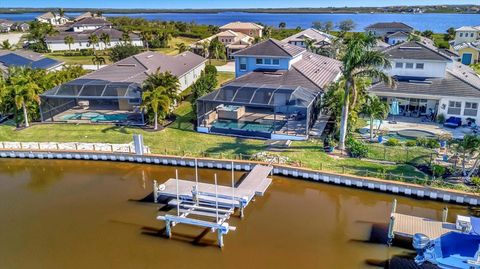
[390,99,400,124]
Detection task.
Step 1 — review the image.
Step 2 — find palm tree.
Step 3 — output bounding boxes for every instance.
[338,34,395,150]
[176,42,187,53]
[454,135,480,179]
[91,55,106,69]
[64,35,74,51]
[140,31,152,50]
[159,32,172,48]
[9,67,41,128]
[304,39,316,52]
[120,31,132,45]
[143,68,180,106]
[87,34,99,52]
[99,33,110,50]
[141,86,171,130]
[361,95,389,142]
[200,41,209,58]
[1,40,13,50]
[208,37,226,61]
[264,26,273,38]
[278,22,286,29]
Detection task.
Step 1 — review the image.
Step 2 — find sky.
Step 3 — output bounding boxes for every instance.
[1,0,478,9]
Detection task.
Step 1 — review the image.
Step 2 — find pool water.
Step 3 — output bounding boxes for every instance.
[61,112,128,122]
[212,119,284,133]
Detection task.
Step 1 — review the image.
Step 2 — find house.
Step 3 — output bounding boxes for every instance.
[365,22,414,37]
[368,41,480,125]
[281,28,334,49]
[450,26,480,65]
[385,31,410,45]
[219,22,264,38]
[191,30,254,59]
[74,12,105,22]
[13,22,30,32]
[196,38,342,140]
[45,17,143,52]
[36,12,69,26]
[0,19,13,33]
[0,50,64,74]
[40,51,206,124]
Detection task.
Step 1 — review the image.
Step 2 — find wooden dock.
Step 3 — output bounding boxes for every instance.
[391,213,456,239]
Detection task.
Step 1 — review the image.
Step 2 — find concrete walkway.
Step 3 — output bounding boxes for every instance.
[215,61,235,72]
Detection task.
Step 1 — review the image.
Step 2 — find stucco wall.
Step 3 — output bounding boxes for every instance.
[235,56,292,77]
[47,40,144,52]
[388,59,448,78]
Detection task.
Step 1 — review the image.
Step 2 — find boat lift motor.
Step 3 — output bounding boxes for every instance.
[413,233,431,265]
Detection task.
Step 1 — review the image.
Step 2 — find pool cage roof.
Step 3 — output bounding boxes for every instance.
[198,83,319,108]
[41,79,142,99]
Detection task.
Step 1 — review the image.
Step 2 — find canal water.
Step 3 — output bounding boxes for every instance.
[0,159,471,268]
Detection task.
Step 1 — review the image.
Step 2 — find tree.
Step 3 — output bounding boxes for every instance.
[158,31,172,48]
[27,21,58,52]
[95,10,103,17]
[304,39,316,52]
[338,34,395,150]
[278,22,286,29]
[141,86,171,130]
[453,135,480,179]
[208,37,226,61]
[312,21,333,33]
[361,95,389,141]
[140,31,152,50]
[64,35,74,51]
[87,34,99,52]
[57,8,65,25]
[422,30,434,39]
[143,69,180,106]
[191,70,218,115]
[407,34,421,42]
[337,20,356,36]
[9,67,41,128]
[264,26,273,38]
[445,27,456,41]
[99,33,110,50]
[91,55,106,69]
[120,31,132,44]
[176,42,187,53]
[1,40,13,50]
[109,43,141,62]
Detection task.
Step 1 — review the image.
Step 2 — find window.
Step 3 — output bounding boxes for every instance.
[239,58,247,71]
[448,101,462,115]
[272,59,280,65]
[264,58,272,65]
[256,58,263,64]
[395,62,403,68]
[460,33,463,37]
[471,33,475,37]
[464,102,478,116]
[416,63,424,69]
[405,63,414,69]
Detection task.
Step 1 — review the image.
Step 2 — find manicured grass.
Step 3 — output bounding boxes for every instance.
[152,36,198,55]
[472,63,480,75]
[45,52,112,65]
[216,71,235,85]
[209,59,229,66]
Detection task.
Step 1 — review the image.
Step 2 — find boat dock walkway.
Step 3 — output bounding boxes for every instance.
[387,199,457,243]
[154,163,273,248]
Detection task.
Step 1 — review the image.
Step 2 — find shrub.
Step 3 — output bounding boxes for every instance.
[431,164,446,178]
[346,137,368,158]
[436,113,446,124]
[472,177,480,187]
[385,138,401,146]
[425,138,440,149]
[204,64,217,76]
[109,44,141,62]
[405,140,417,147]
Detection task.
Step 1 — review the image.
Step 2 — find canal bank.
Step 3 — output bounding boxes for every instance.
[0,148,478,206]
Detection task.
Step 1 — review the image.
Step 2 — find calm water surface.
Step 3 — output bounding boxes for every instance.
[0,159,472,268]
[1,12,480,32]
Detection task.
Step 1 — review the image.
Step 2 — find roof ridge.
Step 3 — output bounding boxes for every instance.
[269,38,301,57]
[447,68,480,91]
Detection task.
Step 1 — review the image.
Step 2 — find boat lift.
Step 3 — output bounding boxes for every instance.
[153,160,273,248]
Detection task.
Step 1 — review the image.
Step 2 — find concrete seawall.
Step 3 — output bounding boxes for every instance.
[0,149,478,206]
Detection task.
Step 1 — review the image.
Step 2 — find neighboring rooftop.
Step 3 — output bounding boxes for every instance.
[74,12,104,21]
[382,41,452,62]
[452,41,480,52]
[220,21,264,30]
[281,28,334,45]
[386,31,410,38]
[365,22,414,31]
[455,26,480,31]
[233,38,306,58]
[46,27,139,43]
[36,11,62,19]
[0,50,63,71]
[71,17,112,28]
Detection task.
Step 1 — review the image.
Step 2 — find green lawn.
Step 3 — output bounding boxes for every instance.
[45,52,112,65]
[472,63,480,75]
[216,71,235,85]
[151,36,199,55]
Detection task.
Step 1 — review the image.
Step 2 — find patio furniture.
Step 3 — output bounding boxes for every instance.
[78,100,89,110]
[443,117,462,128]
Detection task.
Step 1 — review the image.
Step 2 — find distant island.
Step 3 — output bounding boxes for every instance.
[1,5,480,14]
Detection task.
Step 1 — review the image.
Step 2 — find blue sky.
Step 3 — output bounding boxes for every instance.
[3,0,477,9]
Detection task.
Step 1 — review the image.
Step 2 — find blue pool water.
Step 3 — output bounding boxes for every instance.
[61,112,128,122]
[212,119,283,133]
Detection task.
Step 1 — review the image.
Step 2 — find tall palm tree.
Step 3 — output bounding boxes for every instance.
[208,37,226,61]
[91,55,106,69]
[454,135,480,178]
[99,33,110,50]
[120,31,132,45]
[338,34,395,150]
[9,67,41,128]
[1,40,13,50]
[361,95,389,142]
[176,42,187,53]
[264,26,273,38]
[88,34,99,52]
[140,31,152,50]
[304,38,316,52]
[143,68,180,106]
[141,86,171,130]
[200,41,209,58]
[159,32,172,48]
[64,35,74,51]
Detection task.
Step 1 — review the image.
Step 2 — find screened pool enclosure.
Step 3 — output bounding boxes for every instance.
[197,83,321,139]
[40,79,144,125]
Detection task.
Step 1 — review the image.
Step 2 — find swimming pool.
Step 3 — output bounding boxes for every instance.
[211,119,284,133]
[61,112,129,122]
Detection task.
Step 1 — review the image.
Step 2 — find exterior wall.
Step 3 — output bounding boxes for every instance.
[387,36,408,45]
[454,30,480,45]
[388,59,448,78]
[178,62,206,92]
[458,47,480,65]
[72,25,103,32]
[47,40,144,52]
[223,28,262,38]
[37,17,68,26]
[438,96,480,124]
[234,56,292,77]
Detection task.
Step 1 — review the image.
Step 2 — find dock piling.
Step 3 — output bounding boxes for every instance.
[442,207,449,222]
[165,220,172,238]
[153,180,158,203]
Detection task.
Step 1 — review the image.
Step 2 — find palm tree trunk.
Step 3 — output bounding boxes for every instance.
[338,82,351,150]
[154,112,158,130]
[369,116,374,142]
[467,156,480,178]
[22,102,29,128]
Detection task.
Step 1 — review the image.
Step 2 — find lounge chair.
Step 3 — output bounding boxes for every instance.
[443,117,462,128]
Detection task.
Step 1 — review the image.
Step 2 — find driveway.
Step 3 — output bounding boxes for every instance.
[215,61,235,72]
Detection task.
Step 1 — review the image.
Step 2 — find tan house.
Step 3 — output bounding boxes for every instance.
[219,22,264,38]
[36,12,69,26]
[191,30,254,59]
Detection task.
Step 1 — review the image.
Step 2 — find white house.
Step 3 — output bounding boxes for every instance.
[36,12,69,26]
[191,30,254,59]
[369,41,480,124]
[385,31,409,45]
[365,22,414,37]
[281,28,334,49]
[450,25,480,65]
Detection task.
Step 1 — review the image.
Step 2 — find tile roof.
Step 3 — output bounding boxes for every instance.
[365,22,414,31]
[220,21,264,30]
[37,12,56,19]
[45,27,141,42]
[281,28,334,45]
[231,69,323,92]
[233,38,305,58]
[382,41,452,62]
[0,50,63,71]
[456,26,480,31]
[452,41,480,52]
[71,17,112,28]
[386,31,410,38]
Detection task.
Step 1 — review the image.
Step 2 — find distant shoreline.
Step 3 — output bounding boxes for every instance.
[1,5,480,15]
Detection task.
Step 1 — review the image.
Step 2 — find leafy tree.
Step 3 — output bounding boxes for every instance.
[120,31,132,44]
[208,37,226,61]
[445,27,456,41]
[337,19,356,36]
[140,31,152,50]
[27,21,58,52]
[304,39,316,52]
[407,34,421,42]
[91,55,106,69]
[99,33,110,50]
[278,22,286,29]
[109,43,141,62]
[191,70,218,116]
[176,42,188,53]
[64,35,74,51]
[141,86,171,130]
[8,67,42,127]
[264,26,273,38]
[453,135,480,179]
[361,95,389,141]
[204,64,217,76]
[312,21,333,32]
[1,40,13,50]
[338,33,394,150]
[421,30,434,39]
[87,34,99,52]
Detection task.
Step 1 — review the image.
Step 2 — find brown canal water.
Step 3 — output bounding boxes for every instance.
[0,159,473,269]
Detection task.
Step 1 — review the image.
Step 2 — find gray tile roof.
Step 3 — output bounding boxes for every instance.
[281,28,334,45]
[369,63,480,98]
[365,22,414,31]
[386,31,409,38]
[233,38,305,58]
[382,41,452,62]
[45,27,141,43]
[71,17,112,28]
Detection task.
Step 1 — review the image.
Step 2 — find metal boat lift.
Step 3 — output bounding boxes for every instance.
[153,160,273,248]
